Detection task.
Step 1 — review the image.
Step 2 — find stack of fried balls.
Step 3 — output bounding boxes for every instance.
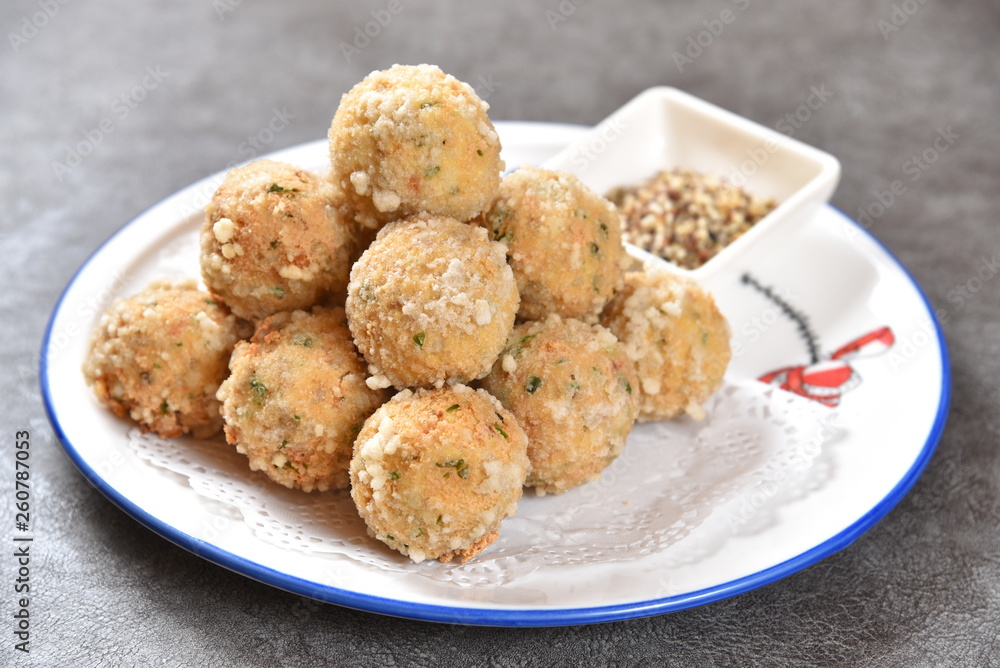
[83,65,731,564]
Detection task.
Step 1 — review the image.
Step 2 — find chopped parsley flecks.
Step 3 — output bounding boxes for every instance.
[526,376,542,394]
[519,334,536,346]
[278,440,288,450]
[292,334,314,347]
[159,400,169,414]
[282,461,299,472]
[491,208,513,225]
[294,414,301,421]
[250,377,268,404]
[272,286,286,299]
[477,149,484,157]
[268,183,299,194]
[700,329,709,344]
[494,423,509,440]
[446,404,460,412]
[413,332,426,348]
[590,242,600,255]
[425,165,440,178]
[437,458,469,479]
[389,471,400,480]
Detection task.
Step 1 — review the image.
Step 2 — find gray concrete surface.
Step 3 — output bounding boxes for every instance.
[2,0,998,665]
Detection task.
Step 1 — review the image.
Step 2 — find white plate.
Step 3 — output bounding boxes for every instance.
[41,123,949,626]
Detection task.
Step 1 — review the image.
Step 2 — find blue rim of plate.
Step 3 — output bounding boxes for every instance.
[40,145,950,627]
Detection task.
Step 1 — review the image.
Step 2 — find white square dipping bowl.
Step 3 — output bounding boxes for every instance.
[542,87,841,285]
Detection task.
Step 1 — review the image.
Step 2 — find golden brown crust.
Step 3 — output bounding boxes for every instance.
[217,306,389,491]
[475,166,625,322]
[329,64,503,232]
[600,270,731,421]
[478,314,639,495]
[437,531,499,563]
[346,214,519,390]
[200,159,354,321]
[82,279,240,439]
[350,386,528,563]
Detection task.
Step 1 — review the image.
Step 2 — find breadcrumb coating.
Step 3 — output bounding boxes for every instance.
[201,159,354,321]
[346,214,519,390]
[83,279,240,439]
[600,270,731,421]
[217,307,389,492]
[329,64,503,231]
[477,166,625,322]
[350,385,529,563]
[479,314,639,495]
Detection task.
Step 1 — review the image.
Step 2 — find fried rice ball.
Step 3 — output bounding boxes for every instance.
[601,270,731,421]
[346,214,519,390]
[479,314,639,495]
[476,166,626,322]
[216,307,389,492]
[83,279,240,439]
[328,64,504,231]
[201,159,354,321]
[350,385,529,563]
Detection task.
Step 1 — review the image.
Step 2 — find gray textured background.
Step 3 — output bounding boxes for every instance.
[3,0,999,666]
